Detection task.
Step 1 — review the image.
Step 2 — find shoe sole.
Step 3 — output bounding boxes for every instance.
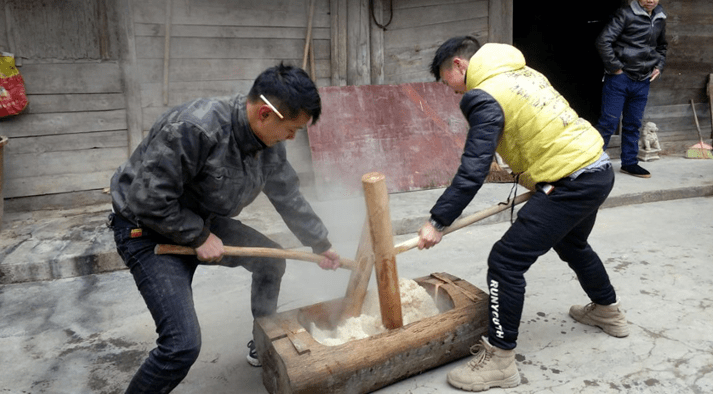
[246,355,262,367]
[620,169,651,178]
[447,373,521,392]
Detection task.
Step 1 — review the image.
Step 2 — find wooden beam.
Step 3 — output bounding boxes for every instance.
[369,0,384,85]
[341,219,375,319]
[361,172,402,330]
[115,0,144,153]
[488,0,513,44]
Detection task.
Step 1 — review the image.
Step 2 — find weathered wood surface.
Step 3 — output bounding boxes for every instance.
[3,0,120,60]
[341,219,375,319]
[646,0,713,101]
[362,172,402,329]
[381,0,489,84]
[0,60,128,199]
[255,272,488,394]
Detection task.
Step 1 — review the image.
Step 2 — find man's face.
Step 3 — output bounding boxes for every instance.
[439,57,468,95]
[254,108,311,147]
[638,0,659,13]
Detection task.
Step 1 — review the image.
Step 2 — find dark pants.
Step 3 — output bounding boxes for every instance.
[486,166,616,350]
[595,73,651,166]
[110,214,285,394]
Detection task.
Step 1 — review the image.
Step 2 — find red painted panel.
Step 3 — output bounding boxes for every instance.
[308,82,468,198]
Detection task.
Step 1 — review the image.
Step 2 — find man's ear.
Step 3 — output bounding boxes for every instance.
[258,105,271,120]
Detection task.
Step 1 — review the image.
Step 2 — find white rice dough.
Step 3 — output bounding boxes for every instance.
[309,278,440,346]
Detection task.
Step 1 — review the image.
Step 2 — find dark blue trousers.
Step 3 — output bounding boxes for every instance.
[595,73,651,166]
[487,166,616,350]
[110,214,285,394]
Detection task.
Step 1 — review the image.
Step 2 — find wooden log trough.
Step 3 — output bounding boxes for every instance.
[254,271,488,394]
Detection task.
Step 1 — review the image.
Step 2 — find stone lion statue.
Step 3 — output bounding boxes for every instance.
[639,122,661,152]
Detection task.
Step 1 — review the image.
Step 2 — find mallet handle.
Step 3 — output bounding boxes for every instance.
[393,191,534,254]
[154,244,357,271]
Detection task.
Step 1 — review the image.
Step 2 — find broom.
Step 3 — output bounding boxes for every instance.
[685,99,713,159]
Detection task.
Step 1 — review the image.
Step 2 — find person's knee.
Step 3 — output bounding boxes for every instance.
[155,328,202,370]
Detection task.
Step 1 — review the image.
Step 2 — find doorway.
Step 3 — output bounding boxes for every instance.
[513,1,624,124]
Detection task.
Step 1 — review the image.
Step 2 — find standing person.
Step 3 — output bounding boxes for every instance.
[418,37,628,392]
[595,0,667,178]
[109,64,342,393]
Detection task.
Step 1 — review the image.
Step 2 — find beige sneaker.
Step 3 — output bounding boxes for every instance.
[447,337,520,392]
[569,300,629,338]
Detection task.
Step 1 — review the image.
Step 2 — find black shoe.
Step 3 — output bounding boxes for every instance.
[620,164,651,178]
[247,340,261,367]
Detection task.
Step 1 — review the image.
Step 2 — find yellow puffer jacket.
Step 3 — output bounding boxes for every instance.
[466,43,603,189]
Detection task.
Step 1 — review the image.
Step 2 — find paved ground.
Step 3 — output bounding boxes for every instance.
[0,156,712,393]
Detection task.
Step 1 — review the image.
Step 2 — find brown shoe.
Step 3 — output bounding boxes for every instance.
[570,300,629,338]
[447,337,520,392]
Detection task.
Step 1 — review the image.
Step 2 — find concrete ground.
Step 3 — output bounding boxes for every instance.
[0,156,712,393]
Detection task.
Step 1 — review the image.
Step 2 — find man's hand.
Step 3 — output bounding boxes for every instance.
[417,222,443,250]
[318,249,341,270]
[195,232,225,263]
[650,68,661,81]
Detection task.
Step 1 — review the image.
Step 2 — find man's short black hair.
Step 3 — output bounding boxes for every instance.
[248,63,321,124]
[430,36,481,81]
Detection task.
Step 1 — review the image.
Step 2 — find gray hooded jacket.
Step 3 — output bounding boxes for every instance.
[110,93,331,253]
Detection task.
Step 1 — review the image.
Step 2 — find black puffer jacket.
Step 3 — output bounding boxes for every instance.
[595,0,667,81]
[110,93,331,253]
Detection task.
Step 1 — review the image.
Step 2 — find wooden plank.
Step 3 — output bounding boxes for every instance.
[19,62,123,94]
[5,131,126,155]
[23,93,126,114]
[370,0,384,85]
[2,110,127,137]
[3,170,117,198]
[137,58,331,83]
[116,0,144,154]
[4,0,116,60]
[489,0,513,44]
[5,147,126,179]
[132,0,331,28]
[383,0,487,31]
[134,36,330,60]
[134,23,332,40]
[346,0,370,86]
[383,17,487,51]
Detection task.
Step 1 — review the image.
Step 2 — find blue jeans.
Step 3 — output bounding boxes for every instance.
[595,73,651,166]
[486,166,617,350]
[110,213,285,394]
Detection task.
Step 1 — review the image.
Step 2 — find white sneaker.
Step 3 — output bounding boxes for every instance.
[246,340,261,367]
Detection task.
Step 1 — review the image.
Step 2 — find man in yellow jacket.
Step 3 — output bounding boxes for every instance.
[417,37,628,392]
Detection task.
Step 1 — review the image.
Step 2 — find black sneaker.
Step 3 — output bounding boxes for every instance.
[620,164,651,178]
[246,340,261,367]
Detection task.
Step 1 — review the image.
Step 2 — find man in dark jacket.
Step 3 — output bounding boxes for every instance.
[109,64,341,393]
[595,0,667,178]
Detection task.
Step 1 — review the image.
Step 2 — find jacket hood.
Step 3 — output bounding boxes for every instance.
[465,43,526,90]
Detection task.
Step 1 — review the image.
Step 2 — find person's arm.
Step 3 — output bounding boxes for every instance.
[595,9,627,74]
[653,23,668,79]
[418,89,504,249]
[262,143,340,269]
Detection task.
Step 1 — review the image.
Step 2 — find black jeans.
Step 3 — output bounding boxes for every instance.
[486,166,616,350]
[110,214,285,394]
